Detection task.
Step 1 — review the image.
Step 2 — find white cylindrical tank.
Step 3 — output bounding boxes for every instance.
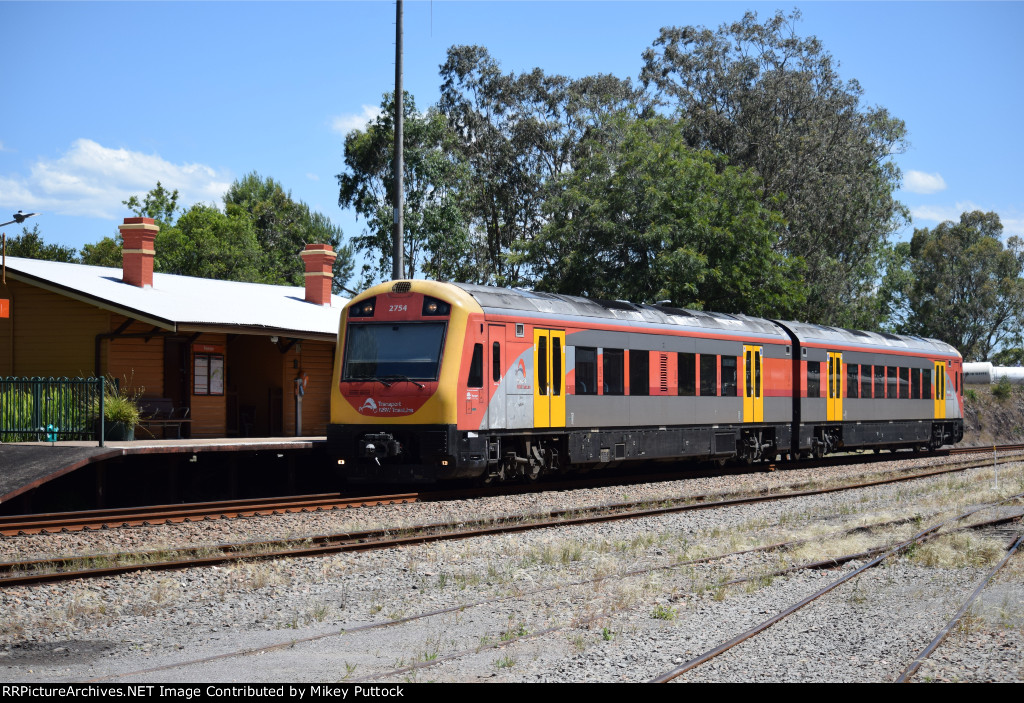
[992,367,1024,385]
[963,361,1024,385]
[963,362,993,384]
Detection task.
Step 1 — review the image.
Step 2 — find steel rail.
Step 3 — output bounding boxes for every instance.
[649,491,1024,683]
[80,512,1021,683]
[0,492,420,535]
[895,530,1024,683]
[3,453,1022,587]
[4,444,1021,537]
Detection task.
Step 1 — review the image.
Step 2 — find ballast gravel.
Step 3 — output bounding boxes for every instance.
[1,453,1021,683]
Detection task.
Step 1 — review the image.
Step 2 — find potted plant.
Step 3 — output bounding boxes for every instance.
[95,374,143,441]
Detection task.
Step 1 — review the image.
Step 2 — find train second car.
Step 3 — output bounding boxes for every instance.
[327,281,964,483]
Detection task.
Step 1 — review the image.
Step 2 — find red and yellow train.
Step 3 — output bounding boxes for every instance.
[328,280,963,482]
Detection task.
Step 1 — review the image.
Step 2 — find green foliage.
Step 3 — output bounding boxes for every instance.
[640,9,908,328]
[527,115,805,317]
[964,388,979,403]
[889,211,1024,360]
[87,176,355,294]
[992,348,1024,366]
[123,181,181,227]
[337,92,474,285]
[3,224,78,263]
[0,390,36,442]
[79,236,123,267]
[439,45,644,286]
[992,376,1014,401]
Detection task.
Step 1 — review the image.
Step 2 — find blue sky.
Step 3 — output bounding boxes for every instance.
[2,1,1022,258]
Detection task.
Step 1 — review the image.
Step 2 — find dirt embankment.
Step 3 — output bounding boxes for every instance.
[961,384,1024,447]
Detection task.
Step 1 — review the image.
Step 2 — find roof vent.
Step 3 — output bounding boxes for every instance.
[392,281,412,293]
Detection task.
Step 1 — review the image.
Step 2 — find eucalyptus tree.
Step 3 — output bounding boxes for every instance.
[893,211,1024,361]
[641,9,908,328]
[528,114,805,318]
[337,92,476,285]
[439,45,645,286]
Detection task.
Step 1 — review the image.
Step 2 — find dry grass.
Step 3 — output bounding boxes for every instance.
[908,533,1007,569]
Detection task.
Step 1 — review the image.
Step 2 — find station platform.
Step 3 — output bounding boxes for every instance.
[0,437,324,506]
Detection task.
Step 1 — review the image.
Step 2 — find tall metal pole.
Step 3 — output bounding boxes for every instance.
[392,0,405,280]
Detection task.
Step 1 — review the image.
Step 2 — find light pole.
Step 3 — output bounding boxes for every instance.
[2,211,39,285]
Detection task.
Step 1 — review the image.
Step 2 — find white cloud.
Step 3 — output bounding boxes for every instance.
[306,173,320,181]
[911,201,983,225]
[904,170,947,194]
[331,105,381,135]
[0,139,231,219]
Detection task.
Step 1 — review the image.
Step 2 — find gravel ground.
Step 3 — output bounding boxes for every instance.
[1,453,1021,683]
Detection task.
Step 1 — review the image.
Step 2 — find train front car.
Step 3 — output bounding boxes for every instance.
[328,280,486,482]
[775,322,964,455]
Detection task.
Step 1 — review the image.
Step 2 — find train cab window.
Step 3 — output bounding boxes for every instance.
[492,342,501,383]
[575,347,597,395]
[721,356,737,397]
[861,364,872,398]
[699,354,718,397]
[468,344,484,388]
[899,367,910,399]
[912,367,921,399]
[874,366,884,399]
[807,361,820,398]
[552,337,562,397]
[886,366,897,399]
[629,350,649,396]
[538,337,548,395]
[847,363,859,399]
[603,349,625,395]
[678,353,696,396]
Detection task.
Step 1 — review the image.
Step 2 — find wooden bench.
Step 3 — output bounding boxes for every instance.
[138,398,191,439]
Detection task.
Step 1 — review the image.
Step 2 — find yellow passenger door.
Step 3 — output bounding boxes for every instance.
[533,329,566,428]
[934,361,946,419]
[743,345,763,423]
[827,352,843,422]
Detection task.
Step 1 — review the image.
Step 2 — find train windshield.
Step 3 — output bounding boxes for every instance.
[343,322,447,381]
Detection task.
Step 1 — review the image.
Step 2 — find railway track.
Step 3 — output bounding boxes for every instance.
[78,492,1023,683]
[3,443,1021,538]
[2,449,1021,588]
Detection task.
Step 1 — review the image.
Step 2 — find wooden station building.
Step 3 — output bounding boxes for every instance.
[0,217,346,438]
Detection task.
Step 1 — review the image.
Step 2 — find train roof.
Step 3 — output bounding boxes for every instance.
[447,283,961,357]
[451,283,788,340]
[774,319,961,358]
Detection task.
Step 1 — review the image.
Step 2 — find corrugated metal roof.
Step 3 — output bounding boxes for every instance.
[3,257,346,339]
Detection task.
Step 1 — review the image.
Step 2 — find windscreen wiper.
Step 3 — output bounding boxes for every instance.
[382,375,426,389]
[352,376,392,387]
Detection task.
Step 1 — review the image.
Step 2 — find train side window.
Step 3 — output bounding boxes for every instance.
[492,342,501,383]
[847,362,859,399]
[899,367,910,399]
[911,367,921,399]
[923,368,932,399]
[861,364,872,398]
[603,349,624,395]
[721,356,737,397]
[699,354,718,396]
[575,347,597,395]
[807,361,820,398]
[468,343,484,388]
[874,365,884,399]
[886,366,897,399]
[552,337,562,397]
[629,350,649,396]
[538,336,548,396]
[678,353,696,396]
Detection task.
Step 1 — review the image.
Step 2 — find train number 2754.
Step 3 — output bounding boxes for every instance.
[389,304,408,312]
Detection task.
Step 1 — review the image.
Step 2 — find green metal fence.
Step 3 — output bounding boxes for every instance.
[0,377,105,444]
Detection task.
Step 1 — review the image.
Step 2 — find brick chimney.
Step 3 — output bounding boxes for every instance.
[300,244,338,306]
[119,217,159,288]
